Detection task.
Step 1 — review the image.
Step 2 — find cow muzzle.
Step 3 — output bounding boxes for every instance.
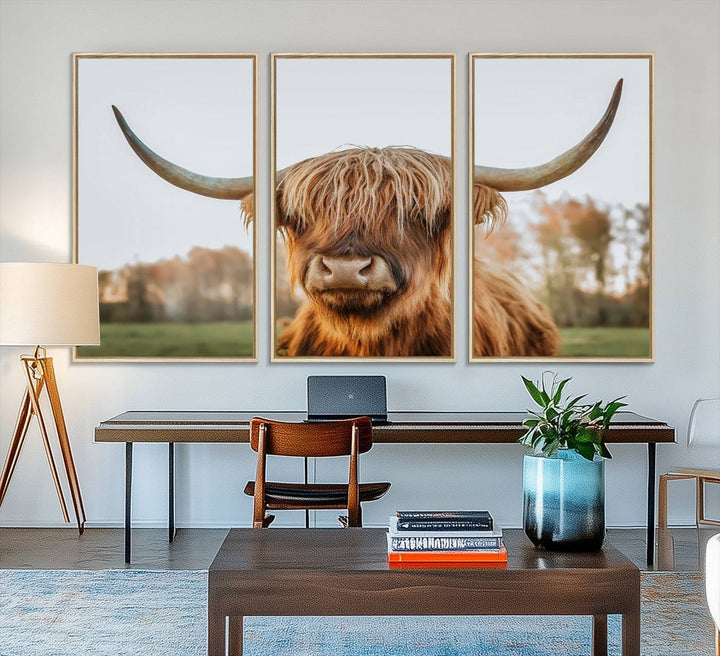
[305,255,397,294]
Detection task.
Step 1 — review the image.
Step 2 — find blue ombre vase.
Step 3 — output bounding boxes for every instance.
[523,449,606,551]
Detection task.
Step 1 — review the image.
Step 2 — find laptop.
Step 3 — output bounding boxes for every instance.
[306,375,388,425]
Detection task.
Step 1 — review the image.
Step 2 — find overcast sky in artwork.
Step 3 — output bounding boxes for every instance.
[275,57,452,168]
[77,57,254,271]
[473,56,650,209]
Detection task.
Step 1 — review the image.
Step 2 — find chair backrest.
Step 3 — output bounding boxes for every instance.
[249,417,373,457]
[688,398,720,447]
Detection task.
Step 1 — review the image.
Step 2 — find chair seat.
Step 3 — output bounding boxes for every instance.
[659,468,720,528]
[664,467,720,480]
[243,481,390,509]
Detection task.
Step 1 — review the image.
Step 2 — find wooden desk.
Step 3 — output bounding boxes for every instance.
[207,528,641,656]
[94,411,675,564]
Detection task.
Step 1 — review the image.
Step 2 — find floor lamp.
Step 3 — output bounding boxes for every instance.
[0,262,100,533]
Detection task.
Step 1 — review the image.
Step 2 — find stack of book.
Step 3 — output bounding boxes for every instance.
[387,510,507,567]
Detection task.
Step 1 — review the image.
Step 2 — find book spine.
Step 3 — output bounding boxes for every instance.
[396,520,493,531]
[390,536,502,551]
[389,529,501,540]
[388,548,508,563]
[397,511,492,521]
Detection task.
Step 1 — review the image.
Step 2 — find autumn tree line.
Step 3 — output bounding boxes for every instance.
[476,192,650,328]
[98,246,253,323]
[100,194,648,330]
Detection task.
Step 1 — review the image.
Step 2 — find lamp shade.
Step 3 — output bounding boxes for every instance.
[0,262,100,346]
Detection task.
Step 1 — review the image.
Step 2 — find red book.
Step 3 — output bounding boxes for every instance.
[388,545,507,564]
[389,560,508,570]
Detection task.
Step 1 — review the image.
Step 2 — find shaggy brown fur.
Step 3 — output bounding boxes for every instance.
[471,181,559,356]
[279,288,453,357]
[273,146,559,358]
[473,260,560,357]
[472,180,508,230]
[278,147,453,238]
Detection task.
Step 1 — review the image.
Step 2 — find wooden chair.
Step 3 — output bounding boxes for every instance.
[658,399,720,529]
[243,416,390,528]
[658,468,720,528]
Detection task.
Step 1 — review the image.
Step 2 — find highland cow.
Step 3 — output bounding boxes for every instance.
[274,147,454,357]
[110,78,622,358]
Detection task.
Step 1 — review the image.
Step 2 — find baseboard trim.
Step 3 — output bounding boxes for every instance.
[0,520,682,530]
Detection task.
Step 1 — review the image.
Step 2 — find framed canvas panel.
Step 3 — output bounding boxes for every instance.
[73,53,257,361]
[271,54,456,362]
[469,54,653,361]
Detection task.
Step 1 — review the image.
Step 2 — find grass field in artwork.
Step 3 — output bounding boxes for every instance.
[558,327,651,357]
[76,321,254,358]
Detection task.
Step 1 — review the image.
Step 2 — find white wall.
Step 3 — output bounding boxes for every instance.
[1,0,718,530]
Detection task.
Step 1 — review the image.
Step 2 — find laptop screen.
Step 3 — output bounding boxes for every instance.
[306,375,387,423]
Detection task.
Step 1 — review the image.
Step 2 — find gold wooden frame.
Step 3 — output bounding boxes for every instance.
[270,53,457,362]
[468,53,654,363]
[72,53,259,362]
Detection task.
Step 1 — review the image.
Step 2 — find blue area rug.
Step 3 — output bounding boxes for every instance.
[0,569,714,655]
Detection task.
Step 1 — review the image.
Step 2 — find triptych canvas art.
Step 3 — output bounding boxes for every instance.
[73,53,652,362]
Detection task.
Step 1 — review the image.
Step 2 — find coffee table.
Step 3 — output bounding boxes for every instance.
[208,528,640,656]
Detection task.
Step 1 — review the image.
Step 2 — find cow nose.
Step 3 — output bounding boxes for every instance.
[319,255,373,287]
[305,255,396,292]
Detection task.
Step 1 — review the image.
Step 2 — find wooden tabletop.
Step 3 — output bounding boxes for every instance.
[210,527,634,573]
[95,410,675,444]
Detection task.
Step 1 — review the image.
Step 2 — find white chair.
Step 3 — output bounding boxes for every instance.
[707,533,720,656]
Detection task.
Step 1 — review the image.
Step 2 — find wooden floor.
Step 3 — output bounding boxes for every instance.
[0,526,716,571]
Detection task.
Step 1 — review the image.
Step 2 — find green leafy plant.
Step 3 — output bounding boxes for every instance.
[519,372,627,461]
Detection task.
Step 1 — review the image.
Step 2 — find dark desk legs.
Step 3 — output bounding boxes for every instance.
[125,442,132,564]
[169,443,176,542]
[124,442,176,564]
[304,456,310,529]
[647,442,656,566]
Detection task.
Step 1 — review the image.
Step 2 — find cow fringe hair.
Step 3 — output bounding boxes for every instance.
[240,196,254,227]
[472,183,508,232]
[277,147,453,235]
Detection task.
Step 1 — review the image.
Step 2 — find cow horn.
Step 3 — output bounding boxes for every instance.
[473,79,623,192]
[111,106,253,200]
